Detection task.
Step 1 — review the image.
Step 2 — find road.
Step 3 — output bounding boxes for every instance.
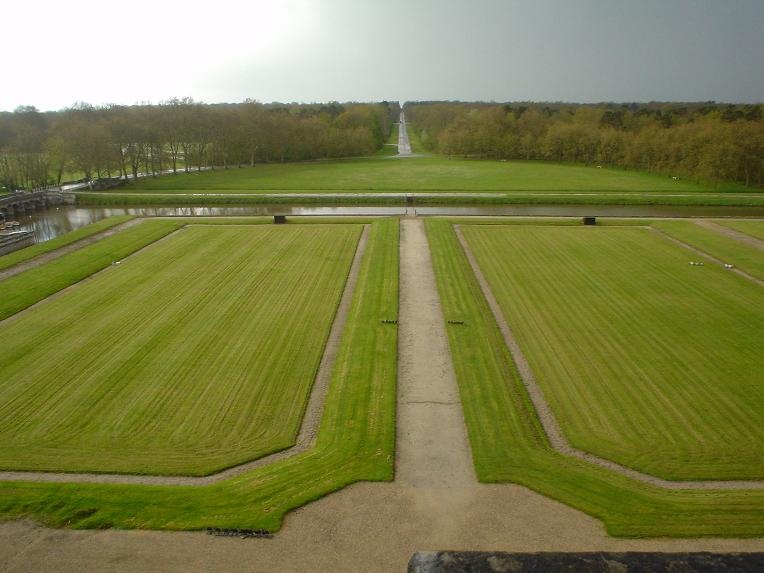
[397,111,413,155]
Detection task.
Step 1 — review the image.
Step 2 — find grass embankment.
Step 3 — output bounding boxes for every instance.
[0,216,134,272]
[426,219,764,537]
[0,220,187,321]
[462,225,763,480]
[114,156,748,194]
[652,220,764,280]
[76,191,764,208]
[0,225,360,475]
[712,219,764,241]
[0,218,399,531]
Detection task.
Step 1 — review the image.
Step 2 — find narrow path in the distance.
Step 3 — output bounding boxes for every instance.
[0,218,144,281]
[397,111,413,156]
[455,225,764,490]
[693,219,764,251]
[0,224,370,486]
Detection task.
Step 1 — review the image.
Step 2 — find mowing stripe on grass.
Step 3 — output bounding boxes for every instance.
[0,225,361,476]
[0,220,187,321]
[0,215,135,274]
[651,220,764,281]
[0,225,370,485]
[455,225,764,490]
[459,224,763,481]
[650,227,764,288]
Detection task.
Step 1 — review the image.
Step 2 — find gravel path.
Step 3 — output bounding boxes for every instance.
[397,112,413,156]
[2,217,761,570]
[0,225,370,486]
[0,218,144,281]
[693,219,764,251]
[456,224,764,489]
[396,219,475,488]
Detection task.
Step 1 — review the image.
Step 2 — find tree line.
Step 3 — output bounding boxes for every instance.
[405,101,763,187]
[0,100,399,192]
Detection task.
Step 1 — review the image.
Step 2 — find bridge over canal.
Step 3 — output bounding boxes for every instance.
[0,190,72,220]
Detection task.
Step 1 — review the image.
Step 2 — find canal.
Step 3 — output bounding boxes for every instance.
[11,204,764,244]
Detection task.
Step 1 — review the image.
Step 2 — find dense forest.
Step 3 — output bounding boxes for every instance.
[405,102,763,187]
[0,100,398,191]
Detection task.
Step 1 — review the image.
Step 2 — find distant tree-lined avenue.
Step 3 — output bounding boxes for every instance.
[0,100,399,192]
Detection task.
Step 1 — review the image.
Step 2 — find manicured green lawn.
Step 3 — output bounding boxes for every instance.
[713,219,764,241]
[462,225,763,480]
[0,225,360,475]
[119,156,742,193]
[426,219,764,537]
[652,220,764,280]
[0,220,188,321]
[0,215,134,272]
[0,218,398,531]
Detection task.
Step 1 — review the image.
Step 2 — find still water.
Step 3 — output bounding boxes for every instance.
[13,204,764,244]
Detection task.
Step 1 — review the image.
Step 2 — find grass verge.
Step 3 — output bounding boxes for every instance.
[75,191,764,208]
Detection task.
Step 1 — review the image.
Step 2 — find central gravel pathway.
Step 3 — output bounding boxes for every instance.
[397,219,475,488]
[2,218,762,572]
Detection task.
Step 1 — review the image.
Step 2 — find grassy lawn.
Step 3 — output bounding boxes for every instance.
[462,225,763,480]
[713,219,764,241]
[0,215,134,272]
[652,220,764,280]
[426,219,764,537]
[117,156,744,194]
[0,218,398,531]
[0,225,360,475]
[0,220,187,321]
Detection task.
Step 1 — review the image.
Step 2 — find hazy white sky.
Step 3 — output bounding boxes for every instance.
[4,0,763,111]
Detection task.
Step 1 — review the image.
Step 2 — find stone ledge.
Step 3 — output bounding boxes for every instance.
[408,551,764,573]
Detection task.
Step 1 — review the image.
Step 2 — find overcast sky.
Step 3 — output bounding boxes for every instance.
[4,0,763,111]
